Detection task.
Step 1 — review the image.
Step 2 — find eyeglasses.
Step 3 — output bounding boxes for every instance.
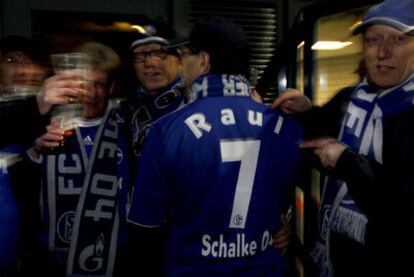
[132,49,170,63]
[82,80,110,90]
[93,81,110,90]
[176,47,198,59]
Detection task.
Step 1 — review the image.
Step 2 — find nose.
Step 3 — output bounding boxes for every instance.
[143,53,158,66]
[15,63,31,75]
[13,64,38,85]
[81,80,96,99]
[377,40,392,60]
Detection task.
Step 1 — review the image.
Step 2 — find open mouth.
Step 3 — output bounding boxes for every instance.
[144,72,161,78]
[377,64,394,71]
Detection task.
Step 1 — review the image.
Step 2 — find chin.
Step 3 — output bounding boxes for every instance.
[83,109,98,119]
[83,114,96,120]
[145,80,167,91]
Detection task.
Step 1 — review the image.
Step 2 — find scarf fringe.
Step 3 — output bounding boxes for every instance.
[310,241,326,265]
[310,241,332,277]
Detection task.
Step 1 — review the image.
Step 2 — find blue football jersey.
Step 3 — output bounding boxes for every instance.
[128,76,303,276]
[0,144,23,269]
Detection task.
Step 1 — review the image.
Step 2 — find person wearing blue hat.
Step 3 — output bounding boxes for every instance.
[127,16,303,276]
[273,0,414,276]
[352,0,414,35]
[128,20,186,158]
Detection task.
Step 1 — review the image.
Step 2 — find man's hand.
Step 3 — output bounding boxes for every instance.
[271,88,312,114]
[36,72,88,115]
[272,216,292,255]
[300,137,347,169]
[31,124,64,154]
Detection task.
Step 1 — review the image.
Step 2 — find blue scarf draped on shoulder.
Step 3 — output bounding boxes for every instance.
[131,78,185,157]
[312,74,414,277]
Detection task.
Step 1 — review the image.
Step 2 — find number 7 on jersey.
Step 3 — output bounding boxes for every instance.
[220,140,261,229]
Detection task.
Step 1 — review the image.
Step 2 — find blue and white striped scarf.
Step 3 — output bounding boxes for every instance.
[312,74,414,277]
[131,78,186,158]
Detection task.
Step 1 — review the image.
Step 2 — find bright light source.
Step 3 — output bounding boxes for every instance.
[297,41,305,49]
[311,41,352,50]
[112,22,133,31]
[131,25,145,33]
[319,73,327,88]
[350,20,363,33]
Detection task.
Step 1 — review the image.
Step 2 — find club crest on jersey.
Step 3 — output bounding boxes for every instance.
[232,215,244,226]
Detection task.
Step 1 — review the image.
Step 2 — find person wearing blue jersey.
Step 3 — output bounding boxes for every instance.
[26,42,134,277]
[127,17,303,276]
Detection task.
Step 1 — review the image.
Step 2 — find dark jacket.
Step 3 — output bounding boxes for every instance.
[302,86,414,276]
[0,97,46,148]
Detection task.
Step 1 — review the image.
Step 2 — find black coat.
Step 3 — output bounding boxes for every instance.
[301,86,414,276]
[0,97,46,148]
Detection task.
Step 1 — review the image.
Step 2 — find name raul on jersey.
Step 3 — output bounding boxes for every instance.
[201,230,273,258]
[184,109,284,139]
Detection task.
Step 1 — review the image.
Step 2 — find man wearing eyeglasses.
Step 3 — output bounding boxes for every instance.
[129,21,185,157]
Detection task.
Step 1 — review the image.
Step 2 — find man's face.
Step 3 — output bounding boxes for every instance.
[0,51,44,86]
[364,25,414,89]
[82,69,112,119]
[132,43,180,95]
[178,46,203,89]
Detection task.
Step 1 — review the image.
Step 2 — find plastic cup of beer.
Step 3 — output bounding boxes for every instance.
[49,52,93,147]
[50,52,92,74]
[50,52,93,103]
[50,103,83,146]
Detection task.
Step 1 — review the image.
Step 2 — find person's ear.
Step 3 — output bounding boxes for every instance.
[199,51,211,74]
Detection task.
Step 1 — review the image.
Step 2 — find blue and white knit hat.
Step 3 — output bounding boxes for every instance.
[130,20,177,50]
[353,0,414,35]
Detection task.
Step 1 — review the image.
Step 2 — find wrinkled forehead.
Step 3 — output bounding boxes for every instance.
[88,67,110,81]
[132,43,166,54]
[364,24,410,36]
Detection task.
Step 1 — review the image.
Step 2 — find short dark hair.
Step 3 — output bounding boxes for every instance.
[0,35,36,57]
[187,17,250,76]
